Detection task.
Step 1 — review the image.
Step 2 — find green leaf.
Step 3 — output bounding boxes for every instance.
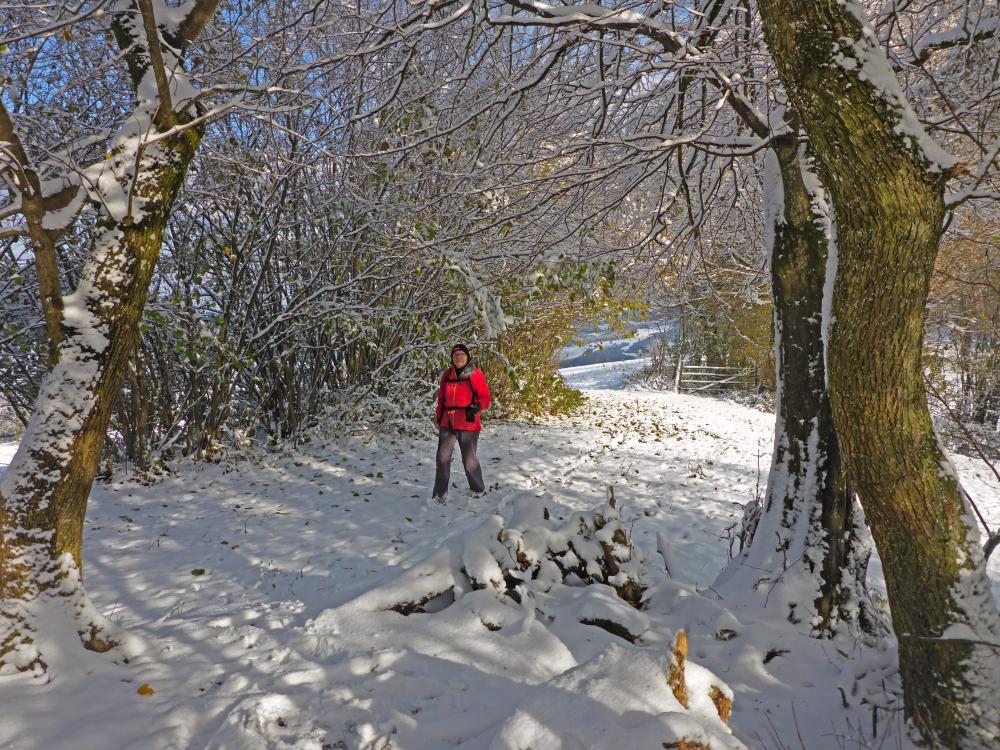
[191,568,206,576]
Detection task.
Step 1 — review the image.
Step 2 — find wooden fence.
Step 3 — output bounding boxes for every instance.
[675,363,757,394]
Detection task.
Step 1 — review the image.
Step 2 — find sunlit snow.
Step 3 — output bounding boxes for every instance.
[1,373,997,749]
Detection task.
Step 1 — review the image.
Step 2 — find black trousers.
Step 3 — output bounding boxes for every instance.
[433,427,485,497]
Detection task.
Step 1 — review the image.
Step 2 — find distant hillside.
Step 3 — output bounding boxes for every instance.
[558,322,674,367]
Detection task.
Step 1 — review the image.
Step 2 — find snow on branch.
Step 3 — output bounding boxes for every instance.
[912,12,1000,64]
[491,0,777,139]
[172,0,220,50]
[137,0,177,128]
[833,1,960,172]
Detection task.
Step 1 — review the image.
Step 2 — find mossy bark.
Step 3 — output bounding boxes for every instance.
[765,131,862,633]
[757,1,1000,745]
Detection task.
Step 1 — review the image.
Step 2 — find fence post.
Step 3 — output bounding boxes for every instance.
[674,358,683,393]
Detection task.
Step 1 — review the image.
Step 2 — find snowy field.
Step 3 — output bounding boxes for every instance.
[559,323,669,368]
[0,441,16,478]
[558,357,650,390]
[1,363,998,749]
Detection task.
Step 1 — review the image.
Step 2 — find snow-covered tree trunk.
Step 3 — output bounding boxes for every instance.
[719,126,872,635]
[757,0,1000,745]
[0,0,213,674]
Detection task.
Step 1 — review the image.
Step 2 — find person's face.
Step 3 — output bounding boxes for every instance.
[452,350,468,369]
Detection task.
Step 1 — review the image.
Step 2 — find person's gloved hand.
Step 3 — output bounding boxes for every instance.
[465,404,479,421]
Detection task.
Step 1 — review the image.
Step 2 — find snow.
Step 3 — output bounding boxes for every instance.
[763,148,784,259]
[802,146,839,387]
[0,442,16,477]
[559,322,669,368]
[560,358,650,389]
[39,185,87,232]
[833,2,959,172]
[911,13,1000,63]
[1,378,998,748]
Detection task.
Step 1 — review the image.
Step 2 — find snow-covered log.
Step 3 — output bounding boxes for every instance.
[304,496,741,748]
[369,495,645,619]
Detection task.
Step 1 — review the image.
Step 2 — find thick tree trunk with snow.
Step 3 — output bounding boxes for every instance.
[757,1,1000,746]
[723,130,870,635]
[0,126,202,673]
[0,0,214,674]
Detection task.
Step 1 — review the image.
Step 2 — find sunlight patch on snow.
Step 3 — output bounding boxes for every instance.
[560,358,650,390]
[0,442,16,477]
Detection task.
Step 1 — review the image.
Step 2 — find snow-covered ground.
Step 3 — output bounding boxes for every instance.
[560,357,651,390]
[559,323,670,368]
[0,441,17,478]
[1,369,998,749]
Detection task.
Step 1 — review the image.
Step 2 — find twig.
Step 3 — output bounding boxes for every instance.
[924,376,1000,485]
[791,701,808,750]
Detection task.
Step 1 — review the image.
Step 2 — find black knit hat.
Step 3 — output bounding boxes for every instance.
[451,343,471,359]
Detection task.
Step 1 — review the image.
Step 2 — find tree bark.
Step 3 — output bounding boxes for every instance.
[757,1,1000,746]
[717,128,871,636]
[768,134,874,634]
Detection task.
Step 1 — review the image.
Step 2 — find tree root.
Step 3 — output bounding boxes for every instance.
[1,555,125,675]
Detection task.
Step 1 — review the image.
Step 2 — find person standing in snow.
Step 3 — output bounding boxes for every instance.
[432,344,491,502]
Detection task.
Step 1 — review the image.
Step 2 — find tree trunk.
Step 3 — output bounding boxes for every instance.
[0,122,201,673]
[717,129,872,636]
[757,1,1000,746]
[0,0,217,674]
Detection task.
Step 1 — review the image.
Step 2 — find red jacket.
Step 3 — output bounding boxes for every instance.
[436,365,491,431]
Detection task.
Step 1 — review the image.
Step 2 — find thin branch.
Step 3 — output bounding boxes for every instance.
[137,0,176,128]
[914,16,1000,64]
[496,0,775,139]
[0,0,114,47]
[924,374,1000,562]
